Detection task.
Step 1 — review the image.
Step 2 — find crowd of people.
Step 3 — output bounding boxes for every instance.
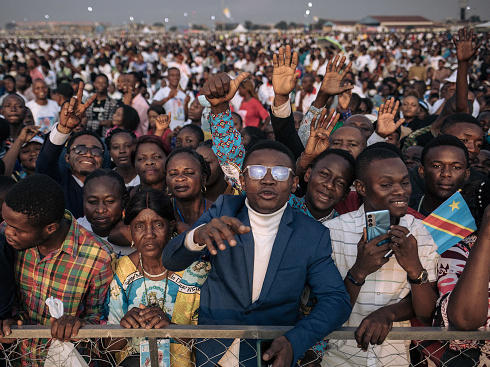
[0,26,488,367]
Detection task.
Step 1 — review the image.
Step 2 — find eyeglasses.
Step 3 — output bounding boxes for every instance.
[243,165,293,181]
[71,145,104,157]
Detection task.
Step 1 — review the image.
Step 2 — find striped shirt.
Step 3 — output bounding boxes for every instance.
[323,205,439,367]
[9,211,113,366]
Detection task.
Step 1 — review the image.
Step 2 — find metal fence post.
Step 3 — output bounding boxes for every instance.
[148,338,159,367]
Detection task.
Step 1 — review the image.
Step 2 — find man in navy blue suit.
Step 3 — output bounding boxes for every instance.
[162,69,351,367]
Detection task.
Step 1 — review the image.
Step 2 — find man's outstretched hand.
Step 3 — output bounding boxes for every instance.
[319,55,353,96]
[453,27,481,63]
[200,72,249,113]
[272,45,299,99]
[193,216,250,255]
[58,81,96,134]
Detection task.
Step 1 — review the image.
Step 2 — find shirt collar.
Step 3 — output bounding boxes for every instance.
[58,210,79,257]
[72,175,84,187]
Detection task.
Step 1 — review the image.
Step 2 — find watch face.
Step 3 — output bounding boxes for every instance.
[421,269,429,283]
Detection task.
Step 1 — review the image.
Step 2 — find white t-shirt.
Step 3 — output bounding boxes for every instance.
[153,87,193,130]
[77,216,135,257]
[26,99,60,133]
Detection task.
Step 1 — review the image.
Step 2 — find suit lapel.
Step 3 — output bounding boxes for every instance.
[236,206,254,300]
[257,206,294,302]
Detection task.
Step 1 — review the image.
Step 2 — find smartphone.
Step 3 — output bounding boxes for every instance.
[365,210,393,258]
[257,340,274,367]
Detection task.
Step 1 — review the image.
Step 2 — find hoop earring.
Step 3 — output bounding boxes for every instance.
[201,185,207,194]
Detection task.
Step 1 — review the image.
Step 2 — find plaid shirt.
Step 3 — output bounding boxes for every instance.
[85,96,119,136]
[8,211,113,366]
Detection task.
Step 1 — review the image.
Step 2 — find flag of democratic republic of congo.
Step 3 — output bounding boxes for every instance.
[422,191,477,254]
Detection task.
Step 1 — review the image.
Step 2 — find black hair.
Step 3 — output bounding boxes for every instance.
[106,128,137,149]
[366,142,404,159]
[242,126,266,151]
[165,147,210,179]
[117,104,140,132]
[148,104,166,115]
[54,82,74,99]
[198,139,213,148]
[132,135,167,165]
[440,113,482,133]
[83,169,129,206]
[243,140,296,170]
[3,75,15,83]
[4,174,65,227]
[231,112,242,127]
[355,147,404,181]
[123,187,174,225]
[66,130,105,153]
[421,135,470,168]
[1,93,25,107]
[0,176,16,195]
[310,148,356,186]
[167,67,180,74]
[179,124,205,143]
[94,73,109,83]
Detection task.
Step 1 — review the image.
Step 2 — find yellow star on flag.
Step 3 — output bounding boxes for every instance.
[449,200,460,211]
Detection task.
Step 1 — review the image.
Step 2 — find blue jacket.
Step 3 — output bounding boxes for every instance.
[162,195,351,366]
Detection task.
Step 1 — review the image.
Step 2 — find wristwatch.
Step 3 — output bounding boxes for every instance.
[407,268,428,285]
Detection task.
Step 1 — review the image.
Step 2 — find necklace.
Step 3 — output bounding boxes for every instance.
[139,253,169,309]
[139,253,168,278]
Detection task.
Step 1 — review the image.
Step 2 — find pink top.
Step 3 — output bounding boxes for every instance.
[132,94,150,136]
[238,97,269,128]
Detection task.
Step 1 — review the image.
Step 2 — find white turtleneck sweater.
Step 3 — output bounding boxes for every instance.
[185,198,287,302]
[184,199,288,367]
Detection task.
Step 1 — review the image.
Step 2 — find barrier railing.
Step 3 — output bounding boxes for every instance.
[1,325,489,366]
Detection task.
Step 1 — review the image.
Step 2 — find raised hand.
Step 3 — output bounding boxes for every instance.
[272,45,299,96]
[453,28,481,62]
[154,113,171,134]
[200,72,250,107]
[304,108,339,159]
[193,216,251,255]
[58,81,96,134]
[376,97,405,138]
[320,55,353,96]
[74,81,96,117]
[17,125,40,144]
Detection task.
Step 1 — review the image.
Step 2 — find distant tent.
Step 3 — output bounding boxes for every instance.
[232,24,247,33]
[317,36,345,51]
[359,16,380,26]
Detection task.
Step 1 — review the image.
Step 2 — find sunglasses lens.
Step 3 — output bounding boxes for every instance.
[248,165,266,180]
[74,146,88,155]
[271,167,290,181]
[74,145,103,157]
[91,147,103,157]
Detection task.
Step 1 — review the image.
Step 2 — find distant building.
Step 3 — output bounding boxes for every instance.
[362,15,435,30]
